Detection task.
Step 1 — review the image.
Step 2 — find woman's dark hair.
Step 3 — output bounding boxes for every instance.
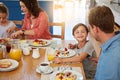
[0,3,8,15]
[19,0,43,18]
[72,23,89,35]
[88,5,114,33]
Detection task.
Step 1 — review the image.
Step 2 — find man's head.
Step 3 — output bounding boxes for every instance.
[88,6,115,42]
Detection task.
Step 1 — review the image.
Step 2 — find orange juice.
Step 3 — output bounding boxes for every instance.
[47,53,55,61]
[9,48,22,61]
[0,51,3,59]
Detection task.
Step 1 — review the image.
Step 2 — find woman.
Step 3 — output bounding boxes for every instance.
[11,0,51,39]
[54,23,97,79]
[0,3,16,38]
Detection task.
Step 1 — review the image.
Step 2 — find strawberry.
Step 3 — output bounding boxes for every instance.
[64,48,67,51]
[34,39,39,42]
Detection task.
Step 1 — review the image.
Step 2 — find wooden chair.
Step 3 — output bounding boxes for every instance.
[50,22,65,40]
[13,20,23,26]
[13,20,65,40]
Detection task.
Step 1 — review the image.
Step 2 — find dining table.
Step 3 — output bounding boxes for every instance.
[0,40,86,80]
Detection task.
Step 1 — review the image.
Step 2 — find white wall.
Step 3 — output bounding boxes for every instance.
[96,0,120,25]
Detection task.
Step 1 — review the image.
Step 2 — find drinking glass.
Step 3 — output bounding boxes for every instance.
[6,42,11,53]
[47,47,56,62]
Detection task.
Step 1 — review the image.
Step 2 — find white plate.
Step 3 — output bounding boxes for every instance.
[36,67,53,74]
[0,59,19,72]
[58,49,76,58]
[30,39,51,47]
[50,70,83,80]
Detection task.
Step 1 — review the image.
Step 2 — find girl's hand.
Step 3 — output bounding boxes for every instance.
[6,26,16,33]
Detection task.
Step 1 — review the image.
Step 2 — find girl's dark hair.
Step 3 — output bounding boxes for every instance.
[0,3,8,15]
[72,23,89,35]
[19,0,43,18]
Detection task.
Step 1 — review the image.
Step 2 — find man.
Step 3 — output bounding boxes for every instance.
[88,5,120,80]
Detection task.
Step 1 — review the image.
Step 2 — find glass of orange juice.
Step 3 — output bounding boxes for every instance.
[47,53,56,61]
[47,47,56,62]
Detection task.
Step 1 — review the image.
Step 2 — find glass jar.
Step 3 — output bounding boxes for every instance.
[9,43,22,61]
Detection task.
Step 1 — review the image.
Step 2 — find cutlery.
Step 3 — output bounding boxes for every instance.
[57,67,60,71]
[70,67,72,70]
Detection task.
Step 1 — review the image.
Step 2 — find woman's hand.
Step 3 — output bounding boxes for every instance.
[11,30,23,38]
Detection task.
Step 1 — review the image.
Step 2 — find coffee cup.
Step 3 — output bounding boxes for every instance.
[38,62,50,72]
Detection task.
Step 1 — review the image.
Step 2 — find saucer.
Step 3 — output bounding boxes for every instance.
[36,67,54,74]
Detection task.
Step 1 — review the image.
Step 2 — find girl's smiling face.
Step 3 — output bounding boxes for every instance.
[73,25,88,42]
[0,12,7,24]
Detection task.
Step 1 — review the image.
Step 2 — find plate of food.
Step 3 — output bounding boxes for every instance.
[0,59,19,72]
[50,70,83,80]
[55,48,76,58]
[0,38,9,45]
[29,39,51,47]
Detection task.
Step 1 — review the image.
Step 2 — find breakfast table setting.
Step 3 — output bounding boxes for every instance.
[0,38,86,80]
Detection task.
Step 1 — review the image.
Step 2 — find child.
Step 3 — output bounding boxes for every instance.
[0,3,16,38]
[54,23,97,79]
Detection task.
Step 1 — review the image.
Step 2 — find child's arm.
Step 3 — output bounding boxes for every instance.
[6,26,18,33]
[54,52,88,63]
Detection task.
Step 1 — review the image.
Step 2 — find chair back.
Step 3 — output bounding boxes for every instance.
[13,20,23,28]
[50,22,65,40]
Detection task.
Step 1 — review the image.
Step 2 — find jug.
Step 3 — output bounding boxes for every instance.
[32,48,40,59]
[9,43,22,61]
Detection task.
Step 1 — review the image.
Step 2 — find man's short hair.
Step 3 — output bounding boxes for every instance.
[88,5,114,33]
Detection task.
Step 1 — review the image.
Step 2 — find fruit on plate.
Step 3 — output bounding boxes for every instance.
[61,51,69,57]
[33,39,47,46]
[55,50,60,57]
[0,39,7,44]
[19,40,27,43]
[0,59,12,68]
[32,42,39,46]
[55,71,77,80]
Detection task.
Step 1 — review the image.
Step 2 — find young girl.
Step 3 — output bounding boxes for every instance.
[54,23,97,79]
[0,3,16,38]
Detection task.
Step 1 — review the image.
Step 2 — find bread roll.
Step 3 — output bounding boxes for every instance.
[0,59,12,68]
